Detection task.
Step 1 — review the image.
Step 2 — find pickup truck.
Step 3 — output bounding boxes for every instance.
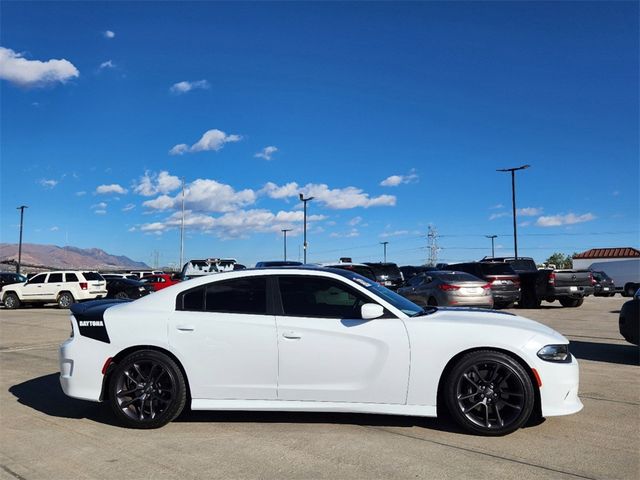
[481,257,594,308]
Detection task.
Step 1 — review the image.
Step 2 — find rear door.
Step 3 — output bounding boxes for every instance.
[275,275,410,404]
[168,276,278,400]
[44,272,64,300]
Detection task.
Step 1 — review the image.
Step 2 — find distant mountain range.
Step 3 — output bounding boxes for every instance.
[0,243,149,270]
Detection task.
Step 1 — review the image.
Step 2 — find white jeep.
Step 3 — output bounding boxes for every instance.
[1,271,108,309]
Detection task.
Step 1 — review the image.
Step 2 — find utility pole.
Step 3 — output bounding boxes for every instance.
[427,225,439,266]
[281,229,292,261]
[299,193,314,264]
[179,177,185,268]
[380,241,389,262]
[486,235,497,258]
[16,205,28,275]
[497,165,530,259]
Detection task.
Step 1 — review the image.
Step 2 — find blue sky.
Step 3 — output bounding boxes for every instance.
[1,1,638,268]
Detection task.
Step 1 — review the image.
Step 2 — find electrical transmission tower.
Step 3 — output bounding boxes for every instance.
[427,225,439,266]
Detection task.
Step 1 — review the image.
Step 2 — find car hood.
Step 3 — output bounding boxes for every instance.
[411,307,567,343]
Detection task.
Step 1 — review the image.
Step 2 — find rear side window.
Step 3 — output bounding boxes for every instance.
[65,273,79,282]
[278,276,369,319]
[205,277,267,314]
[82,272,103,281]
[180,287,205,311]
[48,273,63,283]
[29,274,46,284]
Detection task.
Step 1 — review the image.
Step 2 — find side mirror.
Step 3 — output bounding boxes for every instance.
[361,303,384,320]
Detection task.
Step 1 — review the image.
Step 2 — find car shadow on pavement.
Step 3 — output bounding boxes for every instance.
[570,341,640,366]
[9,373,119,426]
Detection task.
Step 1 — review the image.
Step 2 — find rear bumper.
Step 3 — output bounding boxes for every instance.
[59,336,110,402]
[549,286,592,299]
[492,290,521,304]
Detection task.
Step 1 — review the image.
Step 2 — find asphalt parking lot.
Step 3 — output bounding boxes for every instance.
[0,296,638,480]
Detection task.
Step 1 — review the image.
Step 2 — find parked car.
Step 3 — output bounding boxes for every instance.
[0,272,27,290]
[139,274,180,291]
[482,257,593,308]
[618,289,639,345]
[399,265,438,283]
[447,262,520,308]
[591,271,616,297]
[180,258,237,280]
[59,267,582,435]
[128,270,164,279]
[102,273,139,281]
[398,270,493,308]
[255,261,303,268]
[321,262,377,281]
[589,259,640,297]
[1,271,107,309]
[364,262,404,290]
[106,278,154,300]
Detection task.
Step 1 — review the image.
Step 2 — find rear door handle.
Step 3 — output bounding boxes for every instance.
[282,331,301,340]
[176,325,195,332]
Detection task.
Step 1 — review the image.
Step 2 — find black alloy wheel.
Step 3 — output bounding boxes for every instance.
[445,350,534,436]
[108,350,186,429]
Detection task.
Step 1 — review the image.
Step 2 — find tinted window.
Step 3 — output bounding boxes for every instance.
[365,263,402,278]
[278,276,370,319]
[82,272,103,280]
[48,273,63,283]
[407,275,424,287]
[65,273,79,282]
[479,263,517,275]
[29,274,46,284]
[434,272,483,283]
[181,286,205,311]
[205,277,267,314]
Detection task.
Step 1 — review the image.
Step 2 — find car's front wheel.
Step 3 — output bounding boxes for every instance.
[3,292,21,309]
[444,350,535,436]
[108,350,186,429]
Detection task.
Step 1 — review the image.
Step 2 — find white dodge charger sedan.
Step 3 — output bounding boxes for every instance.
[59,267,582,435]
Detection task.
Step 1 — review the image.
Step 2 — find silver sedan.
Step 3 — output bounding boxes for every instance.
[398,271,493,308]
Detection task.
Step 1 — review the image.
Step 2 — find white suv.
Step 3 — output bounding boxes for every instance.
[1,271,108,309]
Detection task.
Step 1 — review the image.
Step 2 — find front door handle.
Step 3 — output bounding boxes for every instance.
[282,331,301,340]
[176,325,195,332]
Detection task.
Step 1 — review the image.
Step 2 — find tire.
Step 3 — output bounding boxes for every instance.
[624,284,638,297]
[57,292,75,309]
[444,350,535,436]
[559,297,583,308]
[115,291,130,300]
[427,297,438,307]
[3,292,21,309]
[108,350,186,429]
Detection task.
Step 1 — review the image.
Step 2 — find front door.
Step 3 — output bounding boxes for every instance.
[275,275,410,404]
[21,273,49,300]
[168,276,278,400]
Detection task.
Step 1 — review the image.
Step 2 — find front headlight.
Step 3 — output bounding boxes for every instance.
[537,344,571,363]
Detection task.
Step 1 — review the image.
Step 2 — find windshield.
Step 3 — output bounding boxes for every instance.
[365,263,402,278]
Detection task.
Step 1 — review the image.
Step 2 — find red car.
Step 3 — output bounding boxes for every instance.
[141,274,180,291]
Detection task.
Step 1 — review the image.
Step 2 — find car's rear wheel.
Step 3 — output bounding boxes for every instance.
[57,292,75,309]
[108,350,186,429]
[3,293,21,309]
[444,350,535,436]
[559,297,584,308]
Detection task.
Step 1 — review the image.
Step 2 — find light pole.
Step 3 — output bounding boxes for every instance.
[486,235,497,258]
[16,205,28,275]
[299,193,314,264]
[380,241,389,262]
[281,229,292,261]
[497,165,530,259]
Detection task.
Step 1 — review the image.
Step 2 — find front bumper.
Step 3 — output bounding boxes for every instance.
[537,355,583,417]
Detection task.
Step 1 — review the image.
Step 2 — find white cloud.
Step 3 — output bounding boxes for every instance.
[96,184,127,195]
[262,182,396,209]
[330,229,360,238]
[255,146,278,160]
[75,191,87,196]
[348,216,362,226]
[489,212,510,220]
[380,171,418,187]
[536,213,596,227]
[380,230,409,238]
[99,60,115,69]
[0,47,79,87]
[92,202,108,210]
[170,79,210,94]
[122,203,135,212]
[94,210,107,215]
[143,178,256,213]
[612,190,620,196]
[50,226,59,231]
[134,170,181,196]
[490,203,504,209]
[517,207,543,216]
[169,129,242,155]
[104,30,115,38]
[39,179,58,188]
[139,208,326,238]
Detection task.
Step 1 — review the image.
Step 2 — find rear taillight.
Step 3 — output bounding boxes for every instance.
[439,284,460,291]
[482,283,492,290]
[486,276,496,285]
[80,282,88,290]
[513,277,521,286]
[548,272,556,286]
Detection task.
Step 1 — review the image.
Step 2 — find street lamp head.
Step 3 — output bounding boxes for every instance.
[497,164,531,173]
[299,193,304,201]
[299,194,314,202]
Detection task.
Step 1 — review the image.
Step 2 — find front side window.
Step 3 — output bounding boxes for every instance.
[29,274,46,284]
[278,276,371,319]
[48,273,63,283]
[205,277,267,314]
